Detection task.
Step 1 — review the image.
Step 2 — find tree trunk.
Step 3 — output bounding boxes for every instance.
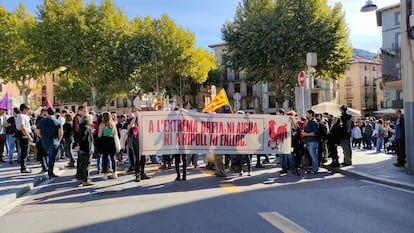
[91,86,99,113]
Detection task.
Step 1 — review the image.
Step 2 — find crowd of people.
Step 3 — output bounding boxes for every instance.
[0,104,407,185]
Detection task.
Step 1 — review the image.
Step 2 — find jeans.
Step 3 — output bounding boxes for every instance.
[237,154,251,173]
[280,153,296,171]
[6,134,21,162]
[376,137,383,152]
[340,138,352,164]
[186,154,198,168]
[364,134,372,149]
[63,138,74,163]
[45,143,59,176]
[306,141,319,172]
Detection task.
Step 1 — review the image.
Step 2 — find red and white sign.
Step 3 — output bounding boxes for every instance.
[137,111,291,155]
[298,71,306,87]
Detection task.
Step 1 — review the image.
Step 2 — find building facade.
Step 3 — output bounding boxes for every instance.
[376,3,403,109]
[338,56,383,116]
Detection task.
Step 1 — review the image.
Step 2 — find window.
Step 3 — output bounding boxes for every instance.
[396,90,403,100]
[41,96,47,106]
[247,100,254,109]
[372,66,375,71]
[52,73,56,83]
[41,85,47,94]
[364,65,367,71]
[364,87,368,98]
[234,83,240,93]
[53,96,59,105]
[346,100,352,108]
[235,71,240,81]
[395,32,401,49]
[364,76,368,86]
[247,84,253,96]
[123,98,128,107]
[395,11,401,25]
[345,77,352,86]
[223,69,228,81]
[346,88,352,98]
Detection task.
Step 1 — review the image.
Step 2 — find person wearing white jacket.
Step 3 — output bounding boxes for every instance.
[352,125,363,149]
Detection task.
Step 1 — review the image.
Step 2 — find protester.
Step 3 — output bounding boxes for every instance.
[302,109,319,174]
[73,106,88,179]
[98,112,118,180]
[75,114,95,186]
[339,105,353,166]
[63,112,75,167]
[0,107,8,163]
[327,117,341,167]
[373,119,385,153]
[127,107,150,182]
[4,107,21,164]
[35,107,63,178]
[393,109,406,167]
[15,104,34,173]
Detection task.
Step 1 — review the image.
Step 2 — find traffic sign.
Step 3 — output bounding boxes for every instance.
[298,71,306,87]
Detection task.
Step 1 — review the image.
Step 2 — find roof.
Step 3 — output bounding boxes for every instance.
[376,3,400,27]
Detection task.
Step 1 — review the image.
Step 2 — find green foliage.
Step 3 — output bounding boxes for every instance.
[54,72,90,104]
[0,3,43,103]
[222,0,353,106]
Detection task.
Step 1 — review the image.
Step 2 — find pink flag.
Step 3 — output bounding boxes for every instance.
[46,99,53,108]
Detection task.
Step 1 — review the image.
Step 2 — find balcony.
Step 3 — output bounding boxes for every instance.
[381,48,402,88]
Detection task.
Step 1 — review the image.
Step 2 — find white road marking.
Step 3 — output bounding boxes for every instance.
[259,211,310,233]
[360,180,414,194]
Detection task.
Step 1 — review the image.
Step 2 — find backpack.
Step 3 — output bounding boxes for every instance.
[317,121,328,140]
[6,116,18,135]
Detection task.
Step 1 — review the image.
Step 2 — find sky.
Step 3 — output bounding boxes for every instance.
[0,0,400,53]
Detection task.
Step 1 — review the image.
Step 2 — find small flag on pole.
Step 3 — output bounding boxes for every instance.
[202,89,230,113]
[46,99,53,108]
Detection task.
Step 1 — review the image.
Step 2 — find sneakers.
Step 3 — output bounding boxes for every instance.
[21,169,32,173]
[112,172,118,179]
[102,174,108,180]
[393,163,405,167]
[134,176,140,182]
[279,169,288,174]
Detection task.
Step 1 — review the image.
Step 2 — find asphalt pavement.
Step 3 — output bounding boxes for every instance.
[1,147,413,210]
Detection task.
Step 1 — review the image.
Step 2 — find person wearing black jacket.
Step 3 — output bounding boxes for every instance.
[74,114,95,186]
[328,117,341,167]
[339,105,353,166]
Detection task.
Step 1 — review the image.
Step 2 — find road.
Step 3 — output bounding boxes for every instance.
[0,163,413,233]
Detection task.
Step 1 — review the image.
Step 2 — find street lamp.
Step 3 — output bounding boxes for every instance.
[361,1,378,12]
[362,0,414,175]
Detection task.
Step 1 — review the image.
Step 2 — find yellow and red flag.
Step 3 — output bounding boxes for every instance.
[202,89,230,113]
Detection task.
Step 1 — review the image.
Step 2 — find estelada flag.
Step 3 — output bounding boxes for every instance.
[202,88,230,113]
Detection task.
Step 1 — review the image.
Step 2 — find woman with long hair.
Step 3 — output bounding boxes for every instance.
[98,112,118,180]
[63,112,75,167]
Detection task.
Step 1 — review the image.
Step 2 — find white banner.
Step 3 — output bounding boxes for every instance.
[138,111,291,155]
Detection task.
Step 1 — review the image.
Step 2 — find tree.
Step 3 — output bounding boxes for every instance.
[33,0,130,111]
[222,0,353,107]
[54,72,90,104]
[0,4,44,104]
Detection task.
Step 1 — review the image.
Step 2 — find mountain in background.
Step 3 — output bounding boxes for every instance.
[353,48,377,60]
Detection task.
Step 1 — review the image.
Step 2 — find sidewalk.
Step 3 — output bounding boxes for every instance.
[1,149,414,210]
[0,159,67,209]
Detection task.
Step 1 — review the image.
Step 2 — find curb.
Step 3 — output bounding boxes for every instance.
[0,163,66,210]
[323,165,414,191]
